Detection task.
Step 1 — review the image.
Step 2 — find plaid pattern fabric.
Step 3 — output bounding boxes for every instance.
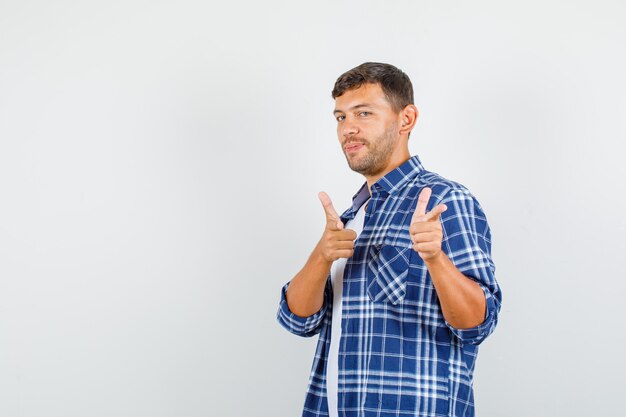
[277,155,502,417]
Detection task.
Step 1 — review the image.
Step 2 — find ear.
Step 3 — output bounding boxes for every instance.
[399,104,418,136]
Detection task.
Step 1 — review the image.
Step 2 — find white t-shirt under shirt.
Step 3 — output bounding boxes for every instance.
[326,200,368,417]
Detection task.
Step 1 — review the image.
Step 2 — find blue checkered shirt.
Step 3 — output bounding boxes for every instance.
[277,155,502,417]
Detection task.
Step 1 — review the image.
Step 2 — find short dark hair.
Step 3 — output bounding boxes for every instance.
[331,62,414,112]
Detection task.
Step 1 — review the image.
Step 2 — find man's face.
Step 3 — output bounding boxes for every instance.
[333,83,402,177]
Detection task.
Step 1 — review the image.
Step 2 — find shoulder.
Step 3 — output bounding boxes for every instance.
[405,170,492,228]
[407,170,476,205]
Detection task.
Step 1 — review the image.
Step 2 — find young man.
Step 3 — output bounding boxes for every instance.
[277,62,502,417]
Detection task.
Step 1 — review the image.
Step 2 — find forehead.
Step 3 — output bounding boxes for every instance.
[334,83,392,111]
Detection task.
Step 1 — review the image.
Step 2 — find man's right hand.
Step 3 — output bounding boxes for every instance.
[284,192,357,317]
[316,192,357,263]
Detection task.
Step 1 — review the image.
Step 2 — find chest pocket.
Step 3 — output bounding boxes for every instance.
[366,244,412,305]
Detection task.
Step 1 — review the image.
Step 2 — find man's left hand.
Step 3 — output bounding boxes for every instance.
[410,187,448,261]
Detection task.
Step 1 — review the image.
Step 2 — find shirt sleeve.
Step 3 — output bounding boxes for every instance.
[438,187,502,345]
[276,279,330,338]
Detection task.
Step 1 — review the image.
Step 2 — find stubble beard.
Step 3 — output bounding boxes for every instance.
[344,123,399,177]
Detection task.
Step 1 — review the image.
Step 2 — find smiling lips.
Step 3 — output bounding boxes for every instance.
[344,142,365,153]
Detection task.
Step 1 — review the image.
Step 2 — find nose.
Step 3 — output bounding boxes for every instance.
[340,117,359,139]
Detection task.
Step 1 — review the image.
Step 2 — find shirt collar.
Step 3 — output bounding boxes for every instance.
[371,155,425,195]
[340,182,370,223]
[340,155,425,222]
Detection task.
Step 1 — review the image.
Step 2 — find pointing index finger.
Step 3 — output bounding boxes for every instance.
[318,191,343,230]
[413,187,432,220]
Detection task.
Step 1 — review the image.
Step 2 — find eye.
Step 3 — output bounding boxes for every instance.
[359,111,370,117]
[336,115,345,122]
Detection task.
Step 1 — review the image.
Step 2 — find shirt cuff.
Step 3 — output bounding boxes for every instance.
[276,282,328,337]
[445,282,497,345]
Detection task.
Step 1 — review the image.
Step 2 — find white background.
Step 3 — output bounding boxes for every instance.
[1,1,625,416]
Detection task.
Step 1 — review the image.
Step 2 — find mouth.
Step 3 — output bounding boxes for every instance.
[344,142,365,153]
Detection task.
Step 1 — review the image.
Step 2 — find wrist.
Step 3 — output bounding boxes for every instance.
[310,245,333,269]
[423,250,447,269]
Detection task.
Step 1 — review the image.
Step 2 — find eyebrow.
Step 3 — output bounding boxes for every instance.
[333,103,373,115]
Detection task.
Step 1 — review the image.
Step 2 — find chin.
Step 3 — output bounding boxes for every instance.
[349,164,375,176]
